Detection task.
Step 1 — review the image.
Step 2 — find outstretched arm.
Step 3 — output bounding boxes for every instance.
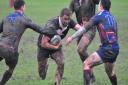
[73,23,83,31]
[72,20,94,39]
[66,13,101,45]
[24,18,57,36]
[66,20,95,45]
[24,18,44,34]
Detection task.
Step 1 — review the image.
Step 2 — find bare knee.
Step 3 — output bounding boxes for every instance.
[58,61,64,69]
[83,60,91,70]
[77,45,87,54]
[77,48,84,55]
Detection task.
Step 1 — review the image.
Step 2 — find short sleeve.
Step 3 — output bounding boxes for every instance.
[68,19,77,28]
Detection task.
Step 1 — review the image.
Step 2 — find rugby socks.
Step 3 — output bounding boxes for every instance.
[90,72,96,83]
[109,75,117,85]
[83,70,91,85]
[54,82,56,85]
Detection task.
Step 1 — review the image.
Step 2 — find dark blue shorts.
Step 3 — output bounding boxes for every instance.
[96,46,119,63]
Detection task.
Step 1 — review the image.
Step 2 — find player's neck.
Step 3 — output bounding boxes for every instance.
[15,10,24,14]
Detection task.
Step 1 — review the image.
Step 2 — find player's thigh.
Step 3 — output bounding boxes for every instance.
[77,35,90,49]
[37,47,49,64]
[51,49,64,65]
[84,52,102,67]
[37,55,48,69]
[104,62,115,75]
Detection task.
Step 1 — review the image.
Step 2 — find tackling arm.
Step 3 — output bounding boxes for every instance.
[71,20,95,39]
[24,18,57,36]
[73,24,83,31]
[24,18,44,34]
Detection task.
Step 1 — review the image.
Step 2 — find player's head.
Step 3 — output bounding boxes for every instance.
[14,0,26,11]
[60,8,72,27]
[98,0,111,11]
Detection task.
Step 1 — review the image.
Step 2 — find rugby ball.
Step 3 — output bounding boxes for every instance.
[50,35,61,45]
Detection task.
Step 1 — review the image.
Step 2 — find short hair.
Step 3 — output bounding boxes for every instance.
[14,0,25,10]
[60,8,71,17]
[101,0,111,11]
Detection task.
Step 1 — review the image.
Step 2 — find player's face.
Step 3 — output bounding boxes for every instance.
[61,15,71,27]
[21,5,26,12]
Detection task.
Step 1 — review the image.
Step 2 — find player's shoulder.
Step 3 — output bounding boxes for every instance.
[49,17,58,23]
[46,17,59,26]
[97,11,104,16]
[94,10,105,19]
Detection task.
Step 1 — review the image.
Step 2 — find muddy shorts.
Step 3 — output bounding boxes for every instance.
[0,44,19,61]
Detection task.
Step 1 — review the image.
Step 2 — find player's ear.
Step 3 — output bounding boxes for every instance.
[21,5,26,12]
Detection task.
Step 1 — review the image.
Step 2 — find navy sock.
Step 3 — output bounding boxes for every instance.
[109,75,117,85]
[83,70,91,85]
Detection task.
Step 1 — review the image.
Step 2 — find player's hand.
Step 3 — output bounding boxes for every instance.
[65,36,73,46]
[55,41,62,49]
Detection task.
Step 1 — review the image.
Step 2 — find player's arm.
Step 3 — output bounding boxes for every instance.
[66,15,100,45]
[24,18,44,34]
[41,35,61,50]
[69,19,83,31]
[23,17,56,36]
[71,20,95,39]
[66,20,95,45]
[71,14,100,39]
[73,24,84,31]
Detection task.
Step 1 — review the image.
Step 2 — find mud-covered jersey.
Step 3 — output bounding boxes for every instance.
[38,16,77,47]
[40,16,76,38]
[69,0,99,24]
[0,11,44,51]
